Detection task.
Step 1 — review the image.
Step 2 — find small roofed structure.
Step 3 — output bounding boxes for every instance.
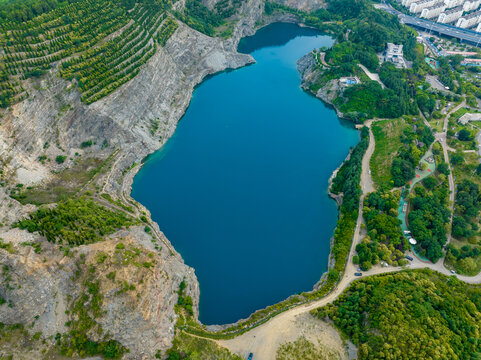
[339,76,360,87]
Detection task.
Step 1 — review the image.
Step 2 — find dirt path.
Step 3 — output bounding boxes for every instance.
[319,52,329,67]
[357,64,385,89]
[361,120,376,194]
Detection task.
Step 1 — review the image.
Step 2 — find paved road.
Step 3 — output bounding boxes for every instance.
[379,3,481,46]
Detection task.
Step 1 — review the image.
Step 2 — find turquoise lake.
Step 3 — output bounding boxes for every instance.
[131,22,360,325]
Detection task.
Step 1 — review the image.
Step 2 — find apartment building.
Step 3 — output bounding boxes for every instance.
[421,2,447,18]
[437,5,464,22]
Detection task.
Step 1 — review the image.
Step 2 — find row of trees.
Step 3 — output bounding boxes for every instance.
[1,0,178,107]
[330,127,370,274]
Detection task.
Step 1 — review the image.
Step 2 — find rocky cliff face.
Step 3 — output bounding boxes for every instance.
[297,52,342,116]
[0,226,199,359]
[0,0,326,356]
[274,0,324,11]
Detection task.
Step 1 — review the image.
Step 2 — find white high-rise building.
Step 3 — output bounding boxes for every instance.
[437,5,464,23]
[403,0,419,7]
[410,0,438,13]
[456,10,481,28]
[421,2,447,18]
[444,0,464,8]
[463,0,481,12]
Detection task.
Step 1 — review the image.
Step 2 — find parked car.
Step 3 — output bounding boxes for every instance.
[405,255,413,261]
[248,353,254,360]
[451,270,456,274]
[354,272,362,276]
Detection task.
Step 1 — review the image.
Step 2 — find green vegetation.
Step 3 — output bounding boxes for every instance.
[176,279,194,317]
[164,332,242,360]
[0,0,178,107]
[337,63,420,120]
[276,337,343,360]
[314,269,481,360]
[390,118,434,187]
[59,281,126,358]
[356,190,408,270]
[57,251,130,358]
[408,184,450,262]
[11,157,105,205]
[0,238,14,254]
[0,322,60,358]
[55,155,66,164]
[174,0,240,37]
[452,180,481,240]
[285,0,425,122]
[370,119,405,187]
[15,197,137,246]
[446,242,481,276]
[330,127,370,273]
[444,179,481,275]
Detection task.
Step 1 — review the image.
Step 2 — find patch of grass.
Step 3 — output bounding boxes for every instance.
[11,157,104,205]
[452,151,481,188]
[276,337,343,360]
[370,118,406,188]
[163,332,242,360]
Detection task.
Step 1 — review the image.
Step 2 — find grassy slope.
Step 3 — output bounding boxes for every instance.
[370,119,405,188]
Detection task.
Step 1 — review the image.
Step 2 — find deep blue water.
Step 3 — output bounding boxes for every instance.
[132,22,359,325]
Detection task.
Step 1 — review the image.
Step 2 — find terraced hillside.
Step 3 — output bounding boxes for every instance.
[0,0,179,107]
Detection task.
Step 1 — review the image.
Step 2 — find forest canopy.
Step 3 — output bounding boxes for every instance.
[314,269,481,360]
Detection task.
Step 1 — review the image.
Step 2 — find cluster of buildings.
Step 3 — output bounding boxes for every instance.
[400,0,481,31]
[383,43,407,68]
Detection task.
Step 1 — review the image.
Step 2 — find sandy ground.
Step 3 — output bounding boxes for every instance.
[224,313,348,360]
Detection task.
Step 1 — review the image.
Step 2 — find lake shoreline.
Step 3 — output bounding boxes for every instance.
[131,22,359,328]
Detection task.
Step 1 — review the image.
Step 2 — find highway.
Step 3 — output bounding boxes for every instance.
[379,3,481,46]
